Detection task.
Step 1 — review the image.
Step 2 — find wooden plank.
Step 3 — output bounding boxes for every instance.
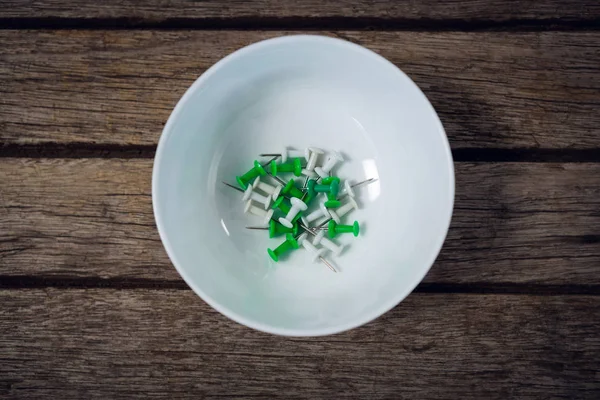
[0,159,598,284]
[0,31,598,149]
[0,289,598,399]
[1,0,599,21]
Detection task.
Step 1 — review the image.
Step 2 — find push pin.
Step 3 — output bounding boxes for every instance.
[242,183,271,210]
[281,179,305,199]
[338,178,378,200]
[267,233,299,262]
[315,151,343,178]
[326,220,360,238]
[339,180,355,198]
[308,178,339,197]
[301,168,318,179]
[269,158,303,177]
[261,148,307,163]
[301,200,331,227]
[297,232,328,262]
[295,223,337,272]
[321,176,338,185]
[279,197,308,228]
[272,196,291,214]
[244,200,274,226]
[305,147,324,172]
[252,176,282,201]
[236,160,267,189]
[329,197,359,223]
[308,178,340,208]
[313,229,344,256]
[246,219,298,238]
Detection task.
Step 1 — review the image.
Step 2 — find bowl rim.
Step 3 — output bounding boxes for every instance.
[152,34,455,337]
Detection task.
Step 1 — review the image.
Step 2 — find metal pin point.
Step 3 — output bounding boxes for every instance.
[338,178,377,200]
[319,256,337,273]
[222,181,245,193]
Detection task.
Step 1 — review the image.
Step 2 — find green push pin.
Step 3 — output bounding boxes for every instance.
[306,179,317,198]
[321,176,339,185]
[272,197,302,222]
[269,158,302,177]
[303,192,317,208]
[324,198,341,208]
[312,177,339,196]
[236,160,267,189]
[267,233,299,262]
[269,220,299,238]
[282,179,305,199]
[272,196,291,214]
[327,220,360,238]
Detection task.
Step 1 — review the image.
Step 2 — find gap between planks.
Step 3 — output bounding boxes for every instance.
[1,276,600,295]
[1,16,600,32]
[1,143,599,163]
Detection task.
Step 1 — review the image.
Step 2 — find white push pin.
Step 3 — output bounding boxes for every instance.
[313,229,344,256]
[301,200,331,227]
[252,176,282,201]
[339,180,355,198]
[244,200,274,226]
[242,184,271,210]
[297,233,327,263]
[305,147,324,172]
[279,197,308,228]
[301,168,318,179]
[315,151,344,178]
[329,197,359,223]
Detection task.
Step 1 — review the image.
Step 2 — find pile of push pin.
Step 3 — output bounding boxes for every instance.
[223,148,376,273]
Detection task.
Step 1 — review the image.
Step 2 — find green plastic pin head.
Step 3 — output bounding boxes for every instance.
[324,199,341,208]
[328,220,337,238]
[293,158,302,177]
[352,220,360,237]
[329,178,340,198]
[267,248,279,262]
[272,196,283,210]
[282,179,295,195]
[236,176,248,190]
[306,179,316,197]
[286,233,300,249]
[268,219,277,238]
[322,176,339,185]
[292,223,299,237]
[269,160,278,176]
[253,160,267,177]
[273,196,291,214]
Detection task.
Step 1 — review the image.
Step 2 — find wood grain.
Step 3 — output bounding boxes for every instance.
[1,0,599,22]
[0,289,598,399]
[0,31,599,149]
[0,159,598,284]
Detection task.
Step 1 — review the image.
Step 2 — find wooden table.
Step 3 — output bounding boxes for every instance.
[1,1,599,398]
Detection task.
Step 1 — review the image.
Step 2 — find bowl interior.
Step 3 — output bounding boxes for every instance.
[153,35,454,335]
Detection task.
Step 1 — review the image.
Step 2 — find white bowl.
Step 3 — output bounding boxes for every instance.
[153,35,454,336]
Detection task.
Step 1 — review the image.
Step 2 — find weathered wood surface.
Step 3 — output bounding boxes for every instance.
[0,289,598,399]
[1,158,598,284]
[1,31,599,149]
[1,0,599,21]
